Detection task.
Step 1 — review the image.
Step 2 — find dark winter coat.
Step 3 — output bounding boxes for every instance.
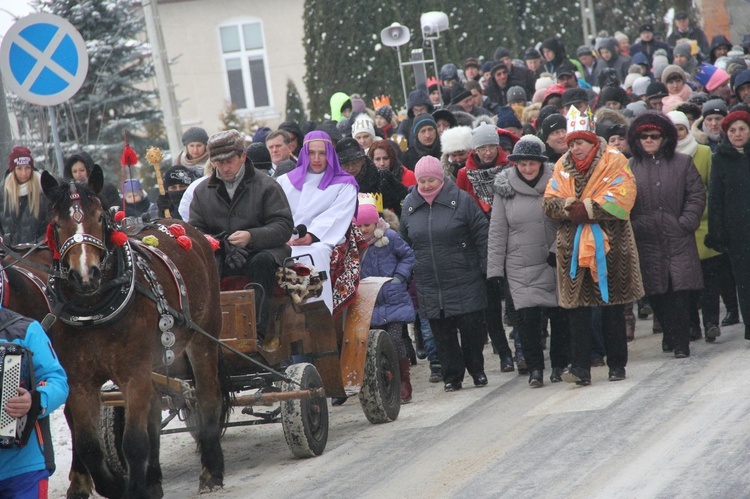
[0,191,49,246]
[397,90,434,146]
[487,165,559,309]
[629,39,673,65]
[629,152,705,295]
[190,159,293,266]
[667,26,710,59]
[400,178,488,319]
[540,38,577,77]
[361,228,416,325]
[709,35,732,64]
[403,137,442,171]
[706,137,750,254]
[355,156,408,216]
[507,65,537,100]
[628,111,704,295]
[594,38,631,84]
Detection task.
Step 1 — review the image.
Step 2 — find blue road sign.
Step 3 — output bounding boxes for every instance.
[0,13,89,106]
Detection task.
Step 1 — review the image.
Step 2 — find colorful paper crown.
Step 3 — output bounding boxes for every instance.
[371,95,391,109]
[566,106,596,135]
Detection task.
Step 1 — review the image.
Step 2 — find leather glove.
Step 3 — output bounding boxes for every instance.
[156,193,171,211]
[547,252,557,268]
[565,201,590,224]
[224,244,249,270]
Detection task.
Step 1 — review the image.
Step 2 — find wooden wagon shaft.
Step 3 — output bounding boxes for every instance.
[231,387,326,407]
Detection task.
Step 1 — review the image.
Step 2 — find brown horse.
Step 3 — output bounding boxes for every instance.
[3,165,229,498]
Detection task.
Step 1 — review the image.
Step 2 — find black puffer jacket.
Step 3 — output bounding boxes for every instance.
[400,178,488,319]
[0,185,49,246]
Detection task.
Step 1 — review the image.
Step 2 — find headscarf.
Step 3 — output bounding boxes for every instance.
[286,131,359,191]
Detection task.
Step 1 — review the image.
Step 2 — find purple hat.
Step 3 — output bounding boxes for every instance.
[286,131,359,191]
[122,179,143,194]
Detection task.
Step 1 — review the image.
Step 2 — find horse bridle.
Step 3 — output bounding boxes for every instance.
[51,182,110,272]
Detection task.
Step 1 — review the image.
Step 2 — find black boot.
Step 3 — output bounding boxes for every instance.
[528,369,543,388]
[429,360,442,383]
[722,310,740,326]
[413,321,426,360]
[402,325,417,366]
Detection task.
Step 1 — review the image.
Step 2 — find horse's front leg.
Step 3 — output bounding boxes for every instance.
[120,373,158,498]
[67,383,126,498]
[64,405,94,499]
[145,387,164,498]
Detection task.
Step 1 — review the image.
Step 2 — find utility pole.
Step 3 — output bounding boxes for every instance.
[142,0,182,160]
[580,0,597,45]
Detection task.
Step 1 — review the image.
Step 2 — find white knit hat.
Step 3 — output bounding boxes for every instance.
[632,76,651,97]
[666,110,690,129]
[352,115,375,138]
[624,73,640,91]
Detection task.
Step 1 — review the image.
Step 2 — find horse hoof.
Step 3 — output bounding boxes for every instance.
[199,471,224,494]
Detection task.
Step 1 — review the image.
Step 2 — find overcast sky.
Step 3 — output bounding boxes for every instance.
[0,0,34,40]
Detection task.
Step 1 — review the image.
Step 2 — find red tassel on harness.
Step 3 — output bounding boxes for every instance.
[121,145,138,167]
[45,222,60,259]
[113,211,125,223]
[176,235,192,251]
[204,235,220,252]
[167,224,186,238]
[110,230,128,247]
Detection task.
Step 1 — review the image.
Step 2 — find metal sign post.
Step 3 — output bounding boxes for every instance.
[0,13,89,174]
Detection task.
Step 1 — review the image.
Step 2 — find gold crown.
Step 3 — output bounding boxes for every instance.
[566,106,596,134]
[371,95,391,109]
[358,192,383,213]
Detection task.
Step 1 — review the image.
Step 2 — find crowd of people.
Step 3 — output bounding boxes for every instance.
[3,11,750,493]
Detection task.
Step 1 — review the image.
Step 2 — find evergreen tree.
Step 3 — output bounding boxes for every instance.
[285,79,308,124]
[9,0,164,178]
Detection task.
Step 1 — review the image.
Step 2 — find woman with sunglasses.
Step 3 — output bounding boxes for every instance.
[628,112,706,358]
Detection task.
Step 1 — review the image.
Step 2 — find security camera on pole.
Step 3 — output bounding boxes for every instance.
[0,13,89,175]
[379,11,449,109]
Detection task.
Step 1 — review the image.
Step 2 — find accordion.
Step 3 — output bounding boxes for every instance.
[0,343,32,448]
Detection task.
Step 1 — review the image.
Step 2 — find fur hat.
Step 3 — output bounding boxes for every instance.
[8,146,34,173]
[702,99,729,118]
[440,126,473,154]
[632,76,651,97]
[181,126,209,146]
[208,129,245,162]
[562,87,588,107]
[245,143,272,170]
[352,115,376,139]
[433,109,457,129]
[694,63,730,92]
[627,111,678,160]
[471,123,500,149]
[507,135,548,162]
[414,156,444,181]
[335,137,366,164]
[721,111,750,134]
[354,203,379,225]
[162,165,193,189]
[540,113,566,141]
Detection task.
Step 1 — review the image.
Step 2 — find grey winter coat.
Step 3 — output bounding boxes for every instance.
[629,151,705,295]
[488,165,558,309]
[400,178,488,319]
[190,159,293,266]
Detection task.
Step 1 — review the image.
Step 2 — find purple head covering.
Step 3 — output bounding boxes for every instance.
[286,131,359,191]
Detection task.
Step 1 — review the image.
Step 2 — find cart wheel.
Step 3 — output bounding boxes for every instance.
[281,363,328,458]
[99,406,127,478]
[359,329,401,424]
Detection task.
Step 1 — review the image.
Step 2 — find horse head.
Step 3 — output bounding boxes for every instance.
[41,165,108,295]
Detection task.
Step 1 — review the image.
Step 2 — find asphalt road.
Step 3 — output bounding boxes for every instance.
[48,314,750,498]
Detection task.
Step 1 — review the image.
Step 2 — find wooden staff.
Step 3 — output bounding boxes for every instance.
[145,147,170,219]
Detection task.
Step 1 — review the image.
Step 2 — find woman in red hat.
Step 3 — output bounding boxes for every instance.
[0,147,49,246]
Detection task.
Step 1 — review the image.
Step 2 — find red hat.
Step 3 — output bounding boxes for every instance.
[721,111,750,134]
[8,146,34,173]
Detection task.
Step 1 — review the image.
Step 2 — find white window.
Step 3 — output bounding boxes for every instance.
[219,20,272,110]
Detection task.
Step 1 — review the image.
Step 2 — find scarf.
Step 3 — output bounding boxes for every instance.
[571,141,599,175]
[177,149,208,175]
[466,165,504,206]
[545,139,636,302]
[515,165,545,188]
[676,133,698,157]
[418,180,444,206]
[702,123,721,143]
[364,218,391,247]
[218,164,245,200]
[18,182,29,197]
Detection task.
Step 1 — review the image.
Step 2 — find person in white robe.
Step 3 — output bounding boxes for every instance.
[276,130,359,313]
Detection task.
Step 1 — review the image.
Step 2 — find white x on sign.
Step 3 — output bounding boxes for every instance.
[0,13,88,106]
